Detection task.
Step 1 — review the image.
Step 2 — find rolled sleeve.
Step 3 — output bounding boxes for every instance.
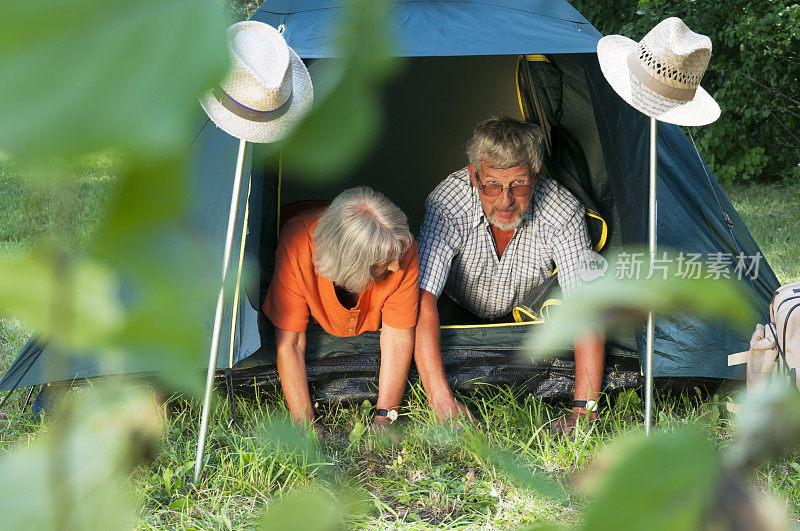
[262,224,311,333]
[552,206,592,296]
[381,243,420,329]
[417,202,461,298]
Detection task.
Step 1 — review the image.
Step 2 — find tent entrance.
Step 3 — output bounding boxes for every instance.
[240,54,641,394]
[264,54,633,341]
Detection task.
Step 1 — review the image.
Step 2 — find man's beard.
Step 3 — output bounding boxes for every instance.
[487,206,523,231]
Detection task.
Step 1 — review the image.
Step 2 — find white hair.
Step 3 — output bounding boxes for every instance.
[312,187,413,294]
[466,116,545,174]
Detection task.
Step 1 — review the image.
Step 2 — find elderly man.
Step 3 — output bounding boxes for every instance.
[415,116,605,433]
[263,187,419,428]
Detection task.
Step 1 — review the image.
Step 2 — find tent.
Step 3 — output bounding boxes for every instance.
[0,0,780,403]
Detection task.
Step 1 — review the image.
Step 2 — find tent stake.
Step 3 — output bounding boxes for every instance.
[194,138,249,482]
[644,117,658,436]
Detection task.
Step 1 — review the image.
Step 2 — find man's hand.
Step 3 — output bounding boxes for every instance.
[414,289,476,423]
[429,395,476,423]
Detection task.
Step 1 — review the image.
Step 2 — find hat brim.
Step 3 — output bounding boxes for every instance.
[199,47,313,143]
[597,35,720,127]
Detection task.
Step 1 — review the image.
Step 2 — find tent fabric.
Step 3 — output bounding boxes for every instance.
[256,0,602,58]
[0,0,780,394]
[582,54,779,375]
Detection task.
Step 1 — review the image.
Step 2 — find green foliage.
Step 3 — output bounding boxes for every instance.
[0,384,163,530]
[461,429,567,502]
[274,0,402,181]
[571,0,800,184]
[0,0,230,161]
[726,181,800,284]
[526,251,754,358]
[0,251,122,350]
[259,490,342,531]
[582,430,719,530]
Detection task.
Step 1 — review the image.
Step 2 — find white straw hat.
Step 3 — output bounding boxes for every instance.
[200,21,313,143]
[597,17,720,126]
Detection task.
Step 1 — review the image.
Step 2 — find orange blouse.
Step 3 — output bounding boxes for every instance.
[263,209,419,336]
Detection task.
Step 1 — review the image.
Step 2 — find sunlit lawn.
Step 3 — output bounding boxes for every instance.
[1,156,799,528]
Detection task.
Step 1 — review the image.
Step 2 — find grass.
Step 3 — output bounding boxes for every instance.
[0,158,799,529]
[727,181,800,285]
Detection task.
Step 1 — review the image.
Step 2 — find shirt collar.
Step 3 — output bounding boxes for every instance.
[470,183,485,229]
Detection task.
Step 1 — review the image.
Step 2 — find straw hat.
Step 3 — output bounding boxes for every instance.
[200,21,313,143]
[597,17,720,126]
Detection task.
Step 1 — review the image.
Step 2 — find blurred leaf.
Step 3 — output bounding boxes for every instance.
[0,0,229,161]
[0,384,162,530]
[83,154,219,394]
[463,431,566,502]
[259,491,340,531]
[526,253,754,359]
[581,430,719,531]
[279,77,380,181]
[0,250,123,348]
[88,160,216,394]
[277,0,401,181]
[168,498,189,510]
[258,417,333,477]
[726,379,800,472]
[349,420,367,443]
[102,229,217,395]
[360,399,372,414]
[91,159,187,253]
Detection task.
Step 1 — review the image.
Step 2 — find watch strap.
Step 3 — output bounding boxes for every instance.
[572,400,598,413]
[376,408,398,421]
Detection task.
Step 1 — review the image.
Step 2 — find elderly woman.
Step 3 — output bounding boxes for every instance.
[263,187,419,428]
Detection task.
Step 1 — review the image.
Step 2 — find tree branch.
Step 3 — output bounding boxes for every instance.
[741,73,800,107]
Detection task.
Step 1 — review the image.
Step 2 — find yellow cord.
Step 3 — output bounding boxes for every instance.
[512,305,543,323]
[228,177,252,368]
[276,152,283,239]
[515,56,527,121]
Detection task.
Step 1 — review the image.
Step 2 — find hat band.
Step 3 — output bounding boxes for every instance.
[212,88,293,123]
[627,52,697,102]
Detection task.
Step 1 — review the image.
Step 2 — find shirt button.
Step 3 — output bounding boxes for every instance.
[349,317,356,322]
[347,328,354,334]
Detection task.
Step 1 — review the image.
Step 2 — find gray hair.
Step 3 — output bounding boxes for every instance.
[466,116,545,175]
[312,186,413,294]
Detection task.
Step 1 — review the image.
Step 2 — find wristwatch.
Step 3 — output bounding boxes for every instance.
[572,400,598,413]
[376,408,399,422]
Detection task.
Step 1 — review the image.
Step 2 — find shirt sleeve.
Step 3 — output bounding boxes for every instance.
[417,201,461,298]
[552,205,592,296]
[262,221,311,333]
[381,242,420,329]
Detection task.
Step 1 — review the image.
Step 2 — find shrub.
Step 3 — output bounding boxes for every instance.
[572,0,800,185]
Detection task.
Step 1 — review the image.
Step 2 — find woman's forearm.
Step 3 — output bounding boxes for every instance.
[377,324,415,411]
[275,329,314,424]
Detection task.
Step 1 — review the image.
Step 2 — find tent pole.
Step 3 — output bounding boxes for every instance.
[644,117,658,436]
[194,138,249,482]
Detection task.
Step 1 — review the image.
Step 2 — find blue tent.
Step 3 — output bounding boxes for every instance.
[0,0,779,399]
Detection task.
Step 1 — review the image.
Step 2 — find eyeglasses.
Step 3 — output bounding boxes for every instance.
[475,172,535,197]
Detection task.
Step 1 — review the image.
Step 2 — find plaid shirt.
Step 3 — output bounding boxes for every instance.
[417,167,591,319]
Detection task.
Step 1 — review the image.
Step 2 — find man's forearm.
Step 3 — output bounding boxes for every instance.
[573,331,605,404]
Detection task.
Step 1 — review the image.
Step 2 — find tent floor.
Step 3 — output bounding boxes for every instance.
[227,350,702,404]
